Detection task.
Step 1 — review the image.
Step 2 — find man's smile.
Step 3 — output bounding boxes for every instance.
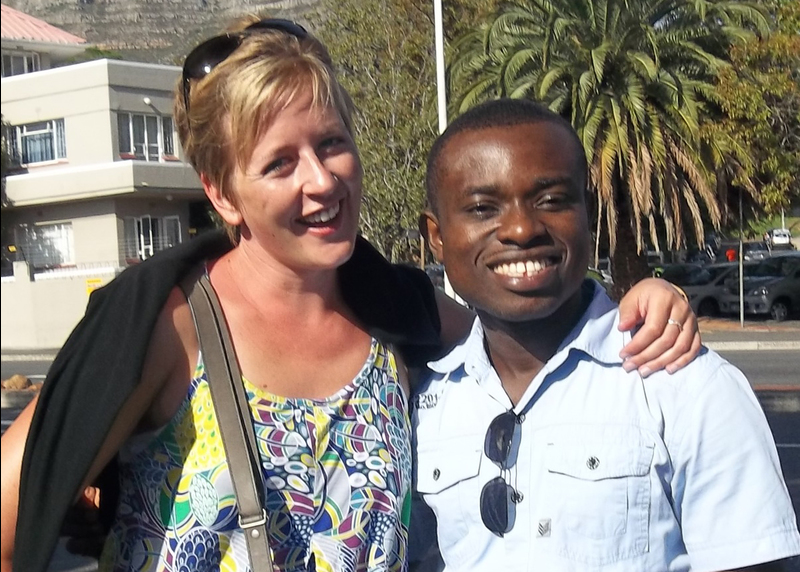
[489,255,560,278]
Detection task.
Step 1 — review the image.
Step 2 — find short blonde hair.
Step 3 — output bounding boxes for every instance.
[174,15,356,242]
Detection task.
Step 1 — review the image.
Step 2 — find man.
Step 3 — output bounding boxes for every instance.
[413,99,800,571]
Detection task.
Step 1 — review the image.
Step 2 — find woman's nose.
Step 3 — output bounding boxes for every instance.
[298,152,337,195]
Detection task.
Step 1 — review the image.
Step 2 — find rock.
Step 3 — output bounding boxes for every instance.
[2,374,32,390]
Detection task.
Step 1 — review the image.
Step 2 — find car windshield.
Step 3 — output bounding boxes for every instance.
[746,257,799,278]
[661,264,731,286]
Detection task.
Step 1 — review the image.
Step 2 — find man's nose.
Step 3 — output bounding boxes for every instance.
[496,204,544,246]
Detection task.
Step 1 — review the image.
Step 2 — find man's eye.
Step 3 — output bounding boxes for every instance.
[466,203,496,217]
[538,193,571,208]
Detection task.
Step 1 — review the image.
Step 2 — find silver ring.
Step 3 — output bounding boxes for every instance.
[667,318,683,332]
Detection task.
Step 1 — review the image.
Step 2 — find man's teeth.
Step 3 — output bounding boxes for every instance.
[304,203,340,224]
[493,259,550,277]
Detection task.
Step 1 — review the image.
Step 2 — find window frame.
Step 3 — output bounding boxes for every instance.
[2,51,40,77]
[13,222,75,270]
[9,119,67,166]
[117,112,176,162]
[122,215,182,262]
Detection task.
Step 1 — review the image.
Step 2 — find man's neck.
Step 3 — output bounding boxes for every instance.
[478,282,592,405]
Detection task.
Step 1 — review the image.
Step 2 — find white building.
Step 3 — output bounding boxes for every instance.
[1,4,208,349]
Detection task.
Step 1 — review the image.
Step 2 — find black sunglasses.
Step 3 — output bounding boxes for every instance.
[480,410,524,536]
[181,18,308,112]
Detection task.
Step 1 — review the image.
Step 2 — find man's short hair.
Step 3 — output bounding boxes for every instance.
[426,98,588,213]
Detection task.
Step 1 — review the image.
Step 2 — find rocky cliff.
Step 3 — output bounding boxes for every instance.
[5,0,318,64]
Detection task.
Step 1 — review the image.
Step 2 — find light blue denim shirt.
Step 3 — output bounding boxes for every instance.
[412,283,800,572]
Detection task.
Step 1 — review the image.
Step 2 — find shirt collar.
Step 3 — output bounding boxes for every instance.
[427,281,627,378]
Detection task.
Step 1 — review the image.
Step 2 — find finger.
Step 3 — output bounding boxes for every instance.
[632,316,697,376]
[665,330,702,375]
[621,301,693,371]
[619,301,674,362]
[78,486,101,509]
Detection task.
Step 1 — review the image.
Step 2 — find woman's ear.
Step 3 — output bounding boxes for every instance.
[201,173,242,227]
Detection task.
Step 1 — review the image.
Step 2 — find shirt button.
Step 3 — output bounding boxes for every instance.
[433,468,441,480]
[587,456,600,470]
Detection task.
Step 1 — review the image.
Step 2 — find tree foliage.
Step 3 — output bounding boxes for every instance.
[449,0,769,295]
[712,0,800,215]
[311,0,439,263]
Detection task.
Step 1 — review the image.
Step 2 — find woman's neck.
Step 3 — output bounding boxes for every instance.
[209,244,345,319]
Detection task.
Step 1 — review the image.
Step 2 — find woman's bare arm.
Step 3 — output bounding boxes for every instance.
[1,395,38,572]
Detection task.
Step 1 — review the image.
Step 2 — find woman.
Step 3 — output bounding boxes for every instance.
[1,16,699,572]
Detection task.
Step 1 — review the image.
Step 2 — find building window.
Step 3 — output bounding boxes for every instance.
[122,215,181,261]
[118,113,175,161]
[2,52,40,77]
[13,222,74,270]
[9,119,67,165]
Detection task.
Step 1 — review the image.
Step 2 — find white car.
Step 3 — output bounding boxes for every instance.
[767,228,792,248]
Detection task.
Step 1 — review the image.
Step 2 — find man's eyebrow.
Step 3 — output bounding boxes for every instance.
[529,176,575,192]
[461,184,500,196]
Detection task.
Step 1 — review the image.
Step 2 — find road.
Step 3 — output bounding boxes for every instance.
[716,349,800,388]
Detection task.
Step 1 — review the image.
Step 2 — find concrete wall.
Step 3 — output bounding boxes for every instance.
[1,262,117,349]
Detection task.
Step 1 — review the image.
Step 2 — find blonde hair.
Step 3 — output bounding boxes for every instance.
[174,15,356,243]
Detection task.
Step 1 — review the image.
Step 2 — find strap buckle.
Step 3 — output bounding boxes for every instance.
[238,509,267,530]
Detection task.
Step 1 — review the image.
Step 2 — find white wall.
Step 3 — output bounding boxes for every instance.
[1,263,117,349]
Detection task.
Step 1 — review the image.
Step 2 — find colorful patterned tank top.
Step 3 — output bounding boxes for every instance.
[101,339,412,572]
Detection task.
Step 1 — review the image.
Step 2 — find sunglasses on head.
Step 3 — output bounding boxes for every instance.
[480,410,524,537]
[181,18,308,112]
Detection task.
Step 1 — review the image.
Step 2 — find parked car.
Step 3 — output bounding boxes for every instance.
[660,262,743,316]
[766,228,793,249]
[743,241,770,261]
[720,253,800,321]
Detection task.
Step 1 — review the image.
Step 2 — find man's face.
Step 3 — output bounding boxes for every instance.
[425,121,591,323]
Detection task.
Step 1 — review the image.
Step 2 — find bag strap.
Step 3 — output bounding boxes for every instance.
[181,272,274,572]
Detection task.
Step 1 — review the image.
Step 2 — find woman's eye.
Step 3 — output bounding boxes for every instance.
[263,158,290,175]
[320,136,347,151]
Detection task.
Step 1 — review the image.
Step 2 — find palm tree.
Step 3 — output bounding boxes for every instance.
[450,0,768,295]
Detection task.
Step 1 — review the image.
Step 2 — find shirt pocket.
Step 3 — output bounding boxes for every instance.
[541,429,654,566]
[415,436,482,566]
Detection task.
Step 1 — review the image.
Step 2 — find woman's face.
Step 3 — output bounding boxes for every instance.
[208,91,363,273]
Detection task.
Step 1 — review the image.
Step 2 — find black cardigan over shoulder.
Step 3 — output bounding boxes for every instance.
[14,230,441,572]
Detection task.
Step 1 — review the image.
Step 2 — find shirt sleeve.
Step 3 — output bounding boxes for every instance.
[670,360,800,571]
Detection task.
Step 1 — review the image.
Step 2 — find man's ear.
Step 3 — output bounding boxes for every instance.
[201,173,243,227]
[421,209,444,263]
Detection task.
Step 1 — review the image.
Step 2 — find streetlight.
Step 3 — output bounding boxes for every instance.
[432,0,466,304]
